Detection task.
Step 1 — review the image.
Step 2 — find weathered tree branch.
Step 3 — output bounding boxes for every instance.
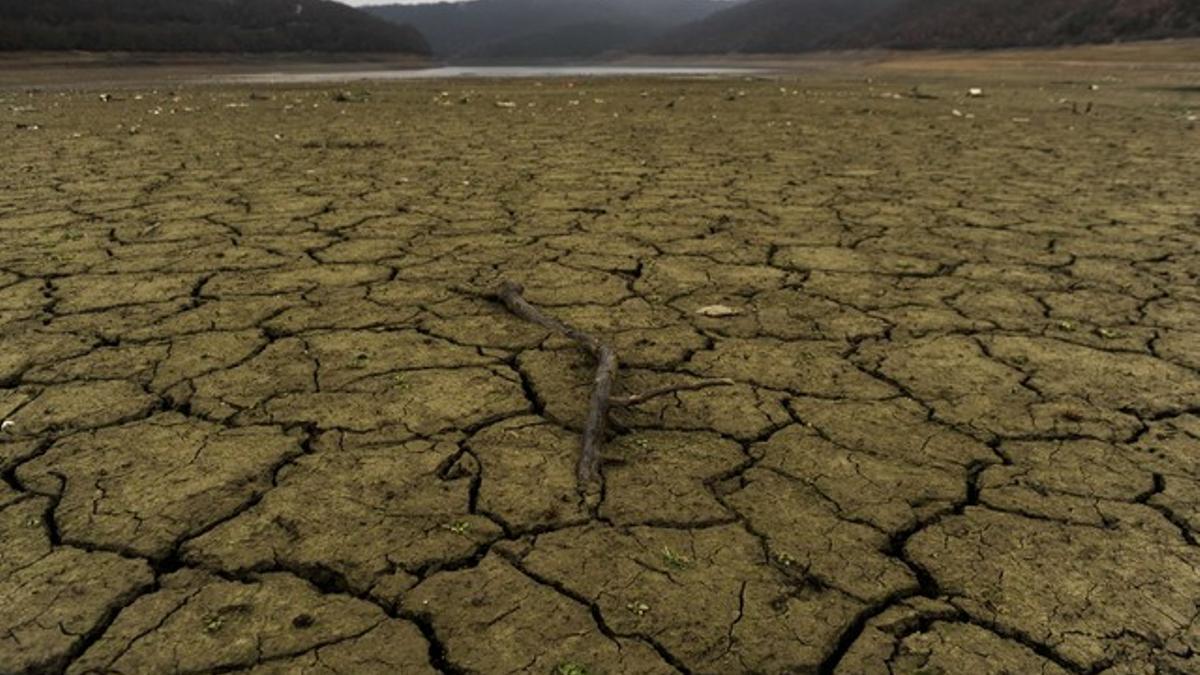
[609,378,735,407]
[493,281,616,486]
[491,281,734,491]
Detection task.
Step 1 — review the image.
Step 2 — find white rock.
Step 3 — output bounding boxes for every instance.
[696,305,742,318]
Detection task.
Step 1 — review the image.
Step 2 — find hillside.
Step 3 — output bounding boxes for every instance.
[650,0,1200,53]
[845,0,1200,49]
[366,0,729,58]
[653,0,897,54]
[0,0,430,54]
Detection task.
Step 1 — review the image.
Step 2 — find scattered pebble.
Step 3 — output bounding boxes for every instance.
[625,601,650,616]
[1,419,15,433]
[968,88,984,97]
[696,305,742,318]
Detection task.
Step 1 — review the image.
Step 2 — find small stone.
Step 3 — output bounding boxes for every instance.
[1,419,14,433]
[968,87,984,97]
[625,601,650,616]
[696,305,742,318]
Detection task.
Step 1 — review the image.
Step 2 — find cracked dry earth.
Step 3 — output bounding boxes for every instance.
[1,67,1199,675]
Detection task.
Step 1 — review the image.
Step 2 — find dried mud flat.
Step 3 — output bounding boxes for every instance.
[1,59,1199,675]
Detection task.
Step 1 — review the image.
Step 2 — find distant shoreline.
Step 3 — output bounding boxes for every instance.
[0,51,431,68]
[3,38,1197,89]
[0,51,432,88]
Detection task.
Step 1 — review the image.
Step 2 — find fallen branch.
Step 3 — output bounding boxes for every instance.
[491,281,734,490]
[610,378,735,407]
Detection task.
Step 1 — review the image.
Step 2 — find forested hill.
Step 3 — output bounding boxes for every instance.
[842,0,1200,49]
[651,0,895,54]
[365,0,728,58]
[650,0,1200,54]
[0,0,431,54]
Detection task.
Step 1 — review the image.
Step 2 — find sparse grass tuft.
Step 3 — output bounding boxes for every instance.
[443,521,470,536]
[662,546,691,569]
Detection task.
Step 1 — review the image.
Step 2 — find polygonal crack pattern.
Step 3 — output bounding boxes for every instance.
[1,70,1198,674]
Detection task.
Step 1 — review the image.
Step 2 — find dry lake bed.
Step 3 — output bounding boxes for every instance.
[2,46,1199,674]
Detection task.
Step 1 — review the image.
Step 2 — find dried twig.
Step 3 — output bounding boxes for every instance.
[609,378,735,407]
[494,281,615,486]
[491,281,734,490]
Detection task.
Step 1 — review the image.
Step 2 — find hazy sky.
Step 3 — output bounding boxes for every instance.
[342,0,464,5]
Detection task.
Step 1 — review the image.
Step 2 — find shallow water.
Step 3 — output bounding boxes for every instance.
[219,65,766,84]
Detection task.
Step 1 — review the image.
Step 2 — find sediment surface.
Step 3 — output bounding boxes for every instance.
[2,63,1198,674]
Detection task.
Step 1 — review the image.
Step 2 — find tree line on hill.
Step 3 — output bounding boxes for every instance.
[367,0,1200,58]
[3,0,1198,56]
[0,0,430,54]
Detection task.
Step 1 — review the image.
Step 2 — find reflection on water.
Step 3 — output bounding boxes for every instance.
[220,65,765,84]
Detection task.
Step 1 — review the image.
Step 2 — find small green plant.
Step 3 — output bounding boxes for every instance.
[203,614,224,633]
[1057,320,1076,332]
[556,663,590,675]
[349,353,369,369]
[775,552,798,567]
[662,546,691,569]
[626,600,650,616]
[1097,328,1120,339]
[443,521,470,536]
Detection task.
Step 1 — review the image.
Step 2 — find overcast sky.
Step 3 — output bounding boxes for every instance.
[342,0,464,5]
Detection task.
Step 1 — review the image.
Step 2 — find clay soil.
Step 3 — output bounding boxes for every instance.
[2,48,1199,675]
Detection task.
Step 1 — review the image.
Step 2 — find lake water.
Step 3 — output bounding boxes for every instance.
[221,65,766,84]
